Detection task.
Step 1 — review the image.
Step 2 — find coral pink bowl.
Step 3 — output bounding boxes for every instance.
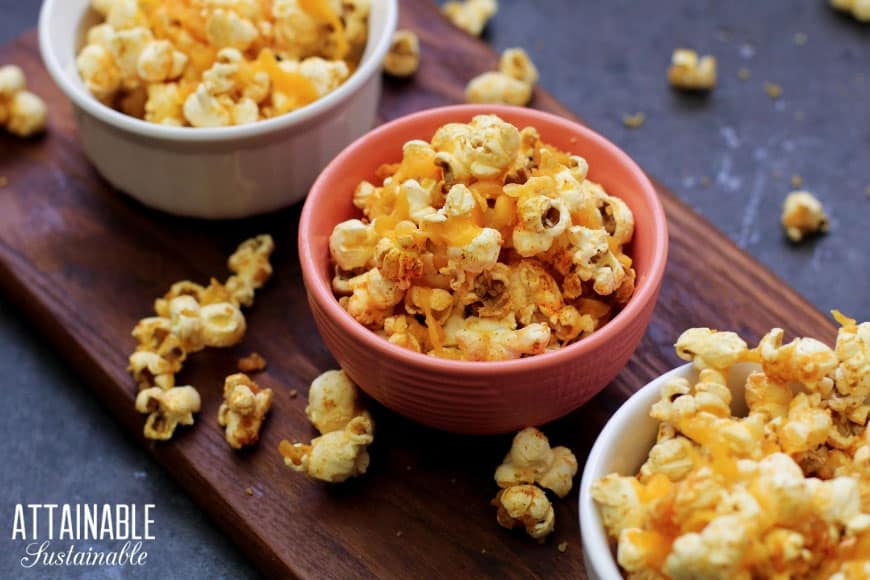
[298,105,668,434]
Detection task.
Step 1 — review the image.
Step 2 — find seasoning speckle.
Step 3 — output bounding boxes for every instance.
[396,530,403,537]
[793,32,808,46]
[737,67,751,81]
[764,82,783,99]
[791,174,803,188]
[289,389,298,399]
[622,112,645,129]
[245,487,254,496]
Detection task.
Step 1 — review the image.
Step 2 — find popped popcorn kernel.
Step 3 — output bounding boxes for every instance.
[237,352,267,373]
[135,385,201,440]
[383,29,420,78]
[329,115,635,361]
[0,65,47,137]
[667,49,717,91]
[781,191,829,242]
[493,484,555,540]
[594,316,870,579]
[279,414,374,483]
[830,0,870,22]
[305,369,368,434]
[494,427,578,497]
[76,0,369,125]
[217,373,273,449]
[499,48,539,86]
[442,0,498,36]
[465,71,532,106]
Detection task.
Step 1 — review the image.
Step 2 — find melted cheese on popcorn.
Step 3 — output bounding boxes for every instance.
[593,315,870,579]
[329,115,636,362]
[76,0,369,127]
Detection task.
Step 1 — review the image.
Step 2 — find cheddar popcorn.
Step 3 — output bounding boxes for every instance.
[493,484,555,540]
[465,48,538,106]
[279,369,375,482]
[0,65,47,137]
[495,427,578,497]
[441,0,498,36]
[329,115,636,361]
[782,191,830,242]
[128,235,274,440]
[593,315,870,579]
[667,49,717,91]
[383,29,420,78]
[76,0,369,126]
[135,385,201,440]
[218,373,273,449]
[830,0,870,22]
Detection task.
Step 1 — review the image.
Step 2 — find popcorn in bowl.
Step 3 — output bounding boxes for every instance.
[327,114,636,361]
[75,0,370,127]
[590,312,870,579]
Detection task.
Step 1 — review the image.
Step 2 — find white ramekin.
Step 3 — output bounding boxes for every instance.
[578,362,760,580]
[38,0,398,219]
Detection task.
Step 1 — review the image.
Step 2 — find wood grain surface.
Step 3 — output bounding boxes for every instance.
[0,1,838,577]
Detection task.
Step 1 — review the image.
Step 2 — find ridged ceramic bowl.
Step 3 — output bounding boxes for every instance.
[578,362,760,580]
[39,0,397,219]
[298,104,668,434]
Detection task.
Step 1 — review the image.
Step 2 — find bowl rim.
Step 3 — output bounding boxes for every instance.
[37,0,398,143]
[299,104,669,374]
[577,362,693,580]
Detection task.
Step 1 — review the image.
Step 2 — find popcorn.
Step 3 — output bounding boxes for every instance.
[830,0,870,22]
[76,0,368,126]
[329,115,635,360]
[442,0,498,36]
[237,352,267,372]
[494,427,578,497]
[499,48,539,86]
[594,316,870,578]
[383,29,420,78]
[279,368,375,483]
[279,415,374,483]
[217,373,273,449]
[781,191,829,242]
[304,369,369,434]
[465,47,538,107]
[667,49,717,91]
[0,65,47,137]
[493,484,555,540]
[135,385,201,440]
[127,235,274,440]
[465,71,532,106]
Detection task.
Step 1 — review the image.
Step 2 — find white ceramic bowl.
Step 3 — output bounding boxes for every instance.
[38,0,398,219]
[578,362,761,580]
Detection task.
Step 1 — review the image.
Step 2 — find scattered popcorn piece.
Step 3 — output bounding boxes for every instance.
[226,234,275,307]
[791,174,803,188]
[765,82,783,99]
[383,29,420,78]
[278,415,374,483]
[442,0,498,36]
[667,49,717,91]
[499,48,539,85]
[830,0,870,22]
[465,47,538,106]
[0,65,47,137]
[737,67,751,81]
[217,373,273,449]
[329,115,635,361]
[465,71,532,106]
[557,541,568,553]
[493,484,555,540]
[594,315,870,578]
[622,112,645,129]
[781,191,829,242]
[135,385,201,440]
[279,368,375,482]
[75,0,369,125]
[237,352,267,373]
[305,369,369,434]
[494,427,578,497]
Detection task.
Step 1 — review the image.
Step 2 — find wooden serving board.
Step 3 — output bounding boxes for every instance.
[0,2,838,578]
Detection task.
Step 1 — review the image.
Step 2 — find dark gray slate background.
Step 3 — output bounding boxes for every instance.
[1,0,867,578]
